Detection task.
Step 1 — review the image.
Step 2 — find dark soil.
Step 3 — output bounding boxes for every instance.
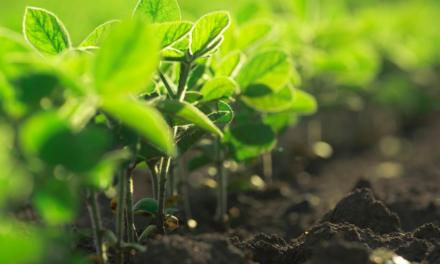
[79,116,440,263]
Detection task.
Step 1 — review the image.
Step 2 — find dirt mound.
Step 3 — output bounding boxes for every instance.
[320,188,401,234]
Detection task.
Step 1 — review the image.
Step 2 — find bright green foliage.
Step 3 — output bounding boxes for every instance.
[94,19,159,97]
[290,90,317,115]
[154,21,193,48]
[214,51,244,77]
[23,7,70,55]
[157,100,223,137]
[79,20,119,48]
[102,98,176,156]
[190,11,230,56]
[200,77,237,102]
[0,221,44,264]
[241,85,296,113]
[237,50,290,92]
[236,21,272,50]
[34,178,77,225]
[133,0,181,23]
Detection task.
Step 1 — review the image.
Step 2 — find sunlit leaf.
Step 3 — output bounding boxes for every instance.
[291,89,317,115]
[94,19,159,96]
[102,97,175,156]
[154,21,192,48]
[79,20,119,48]
[237,21,272,50]
[23,7,71,55]
[200,77,237,102]
[241,85,295,113]
[157,100,223,137]
[214,51,244,77]
[237,50,290,92]
[190,12,230,56]
[133,0,181,23]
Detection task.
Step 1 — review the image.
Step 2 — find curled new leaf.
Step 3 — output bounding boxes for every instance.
[157,100,223,137]
[23,7,71,55]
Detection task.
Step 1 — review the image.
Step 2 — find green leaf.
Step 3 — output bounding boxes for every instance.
[133,0,181,23]
[237,50,290,92]
[34,178,77,225]
[0,221,44,264]
[214,51,244,77]
[157,100,223,137]
[177,127,206,154]
[94,19,159,97]
[23,7,71,55]
[263,112,298,133]
[154,21,193,48]
[241,85,295,113]
[133,198,159,214]
[237,21,272,50]
[102,97,175,156]
[200,77,237,102]
[20,111,111,172]
[208,101,234,124]
[79,20,119,48]
[291,89,318,115]
[226,123,276,161]
[190,12,230,56]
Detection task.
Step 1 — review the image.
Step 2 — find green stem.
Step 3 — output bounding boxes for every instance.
[126,166,136,243]
[115,170,126,264]
[177,61,192,101]
[215,137,227,223]
[262,152,273,184]
[147,162,159,200]
[159,71,176,99]
[157,157,172,234]
[86,190,108,264]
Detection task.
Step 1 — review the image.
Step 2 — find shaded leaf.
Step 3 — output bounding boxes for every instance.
[133,197,159,214]
[226,122,276,160]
